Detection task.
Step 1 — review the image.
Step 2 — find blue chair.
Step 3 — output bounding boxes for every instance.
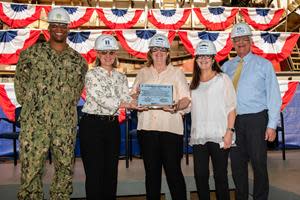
[0,107,21,166]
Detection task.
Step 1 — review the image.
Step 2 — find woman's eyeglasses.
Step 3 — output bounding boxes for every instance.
[196,55,213,60]
[99,51,116,55]
[150,47,169,52]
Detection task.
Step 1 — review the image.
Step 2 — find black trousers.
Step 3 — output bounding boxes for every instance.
[230,110,269,200]
[79,114,120,200]
[138,130,187,200]
[193,142,230,200]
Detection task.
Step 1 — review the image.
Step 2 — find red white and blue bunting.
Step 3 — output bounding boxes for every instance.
[43,30,113,64]
[96,8,143,29]
[116,30,176,59]
[0,2,43,28]
[0,29,299,64]
[178,31,232,62]
[0,29,40,64]
[0,2,292,33]
[251,32,300,62]
[240,8,284,30]
[193,7,238,30]
[148,8,191,29]
[56,6,95,28]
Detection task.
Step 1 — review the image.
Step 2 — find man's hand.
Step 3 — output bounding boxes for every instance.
[265,128,276,142]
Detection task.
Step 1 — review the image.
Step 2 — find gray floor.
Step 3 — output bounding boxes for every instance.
[0,150,300,200]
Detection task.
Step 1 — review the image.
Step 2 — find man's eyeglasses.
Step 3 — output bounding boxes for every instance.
[99,51,116,55]
[196,55,213,60]
[232,37,250,43]
[150,47,169,53]
[49,23,68,29]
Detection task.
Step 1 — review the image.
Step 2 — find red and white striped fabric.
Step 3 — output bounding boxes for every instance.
[148,8,191,29]
[96,8,143,29]
[251,32,300,62]
[193,7,238,30]
[43,30,113,64]
[0,29,41,64]
[178,30,232,62]
[0,83,19,121]
[240,8,284,31]
[0,2,43,28]
[116,29,176,59]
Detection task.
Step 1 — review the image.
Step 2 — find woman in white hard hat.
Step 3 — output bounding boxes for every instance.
[79,34,135,199]
[131,34,190,200]
[190,40,236,200]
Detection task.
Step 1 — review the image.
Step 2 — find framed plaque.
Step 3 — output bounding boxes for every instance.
[138,84,173,108]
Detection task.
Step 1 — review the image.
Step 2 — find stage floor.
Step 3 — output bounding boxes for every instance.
[0,150,300,200]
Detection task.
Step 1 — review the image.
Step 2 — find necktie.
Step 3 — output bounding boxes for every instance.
[232,59,244,90]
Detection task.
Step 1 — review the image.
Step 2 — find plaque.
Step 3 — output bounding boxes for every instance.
[138,84,173,108]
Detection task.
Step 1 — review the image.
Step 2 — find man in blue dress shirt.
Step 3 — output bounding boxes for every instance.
[222,22,282,200]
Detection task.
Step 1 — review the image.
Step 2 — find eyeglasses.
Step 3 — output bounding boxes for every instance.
[196,55,213,60]
[232,36,250,43]
[150,47,169,52]
[99,51,116,55]
[49,23,68,29]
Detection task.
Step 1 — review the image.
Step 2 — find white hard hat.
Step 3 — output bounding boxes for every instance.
[231,22,252,38]
[195,40,217,55]
[94,34,119,51]
[149,34,170,49]
[48,7,70,24]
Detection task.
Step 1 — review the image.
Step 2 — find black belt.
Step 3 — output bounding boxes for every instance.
[83,113,118,121]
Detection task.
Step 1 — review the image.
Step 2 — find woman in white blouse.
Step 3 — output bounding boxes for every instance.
[189,40,236,200]
[131,34,190,200]
[79,34,134,199]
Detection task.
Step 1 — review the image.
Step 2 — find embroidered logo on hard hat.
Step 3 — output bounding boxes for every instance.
[56,13,62,19]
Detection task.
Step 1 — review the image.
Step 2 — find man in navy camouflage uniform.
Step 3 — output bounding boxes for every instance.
[15,7,87,200]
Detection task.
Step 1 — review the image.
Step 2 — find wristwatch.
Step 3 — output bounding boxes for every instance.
[227,128,235,133]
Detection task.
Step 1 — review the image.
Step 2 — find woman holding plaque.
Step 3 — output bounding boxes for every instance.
[79,34,134,199]
[131,34,190,200]
[190,40,236,200]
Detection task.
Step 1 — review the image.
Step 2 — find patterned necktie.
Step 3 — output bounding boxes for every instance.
[232,58,244,90]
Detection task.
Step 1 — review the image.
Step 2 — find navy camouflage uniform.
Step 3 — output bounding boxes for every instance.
[14,42,87,200]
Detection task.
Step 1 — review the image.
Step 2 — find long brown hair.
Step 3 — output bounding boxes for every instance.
[190,56,222,90]
[145,50,171,67]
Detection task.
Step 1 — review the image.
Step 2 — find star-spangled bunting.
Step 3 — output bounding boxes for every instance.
[96,8,143,29]
[0,29,41,64]
[193,7,238,30]
[0,2,43,28]
[115,30,176,59]
[178,31,233,62]
[148,8,191,30]
[251,32,300,62]
[240,8,285,30]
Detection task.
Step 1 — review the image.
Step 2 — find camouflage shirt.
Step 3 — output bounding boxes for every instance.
[14,42,87,127]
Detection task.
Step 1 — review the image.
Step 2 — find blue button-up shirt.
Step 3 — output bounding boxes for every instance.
[222,52,281,129]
